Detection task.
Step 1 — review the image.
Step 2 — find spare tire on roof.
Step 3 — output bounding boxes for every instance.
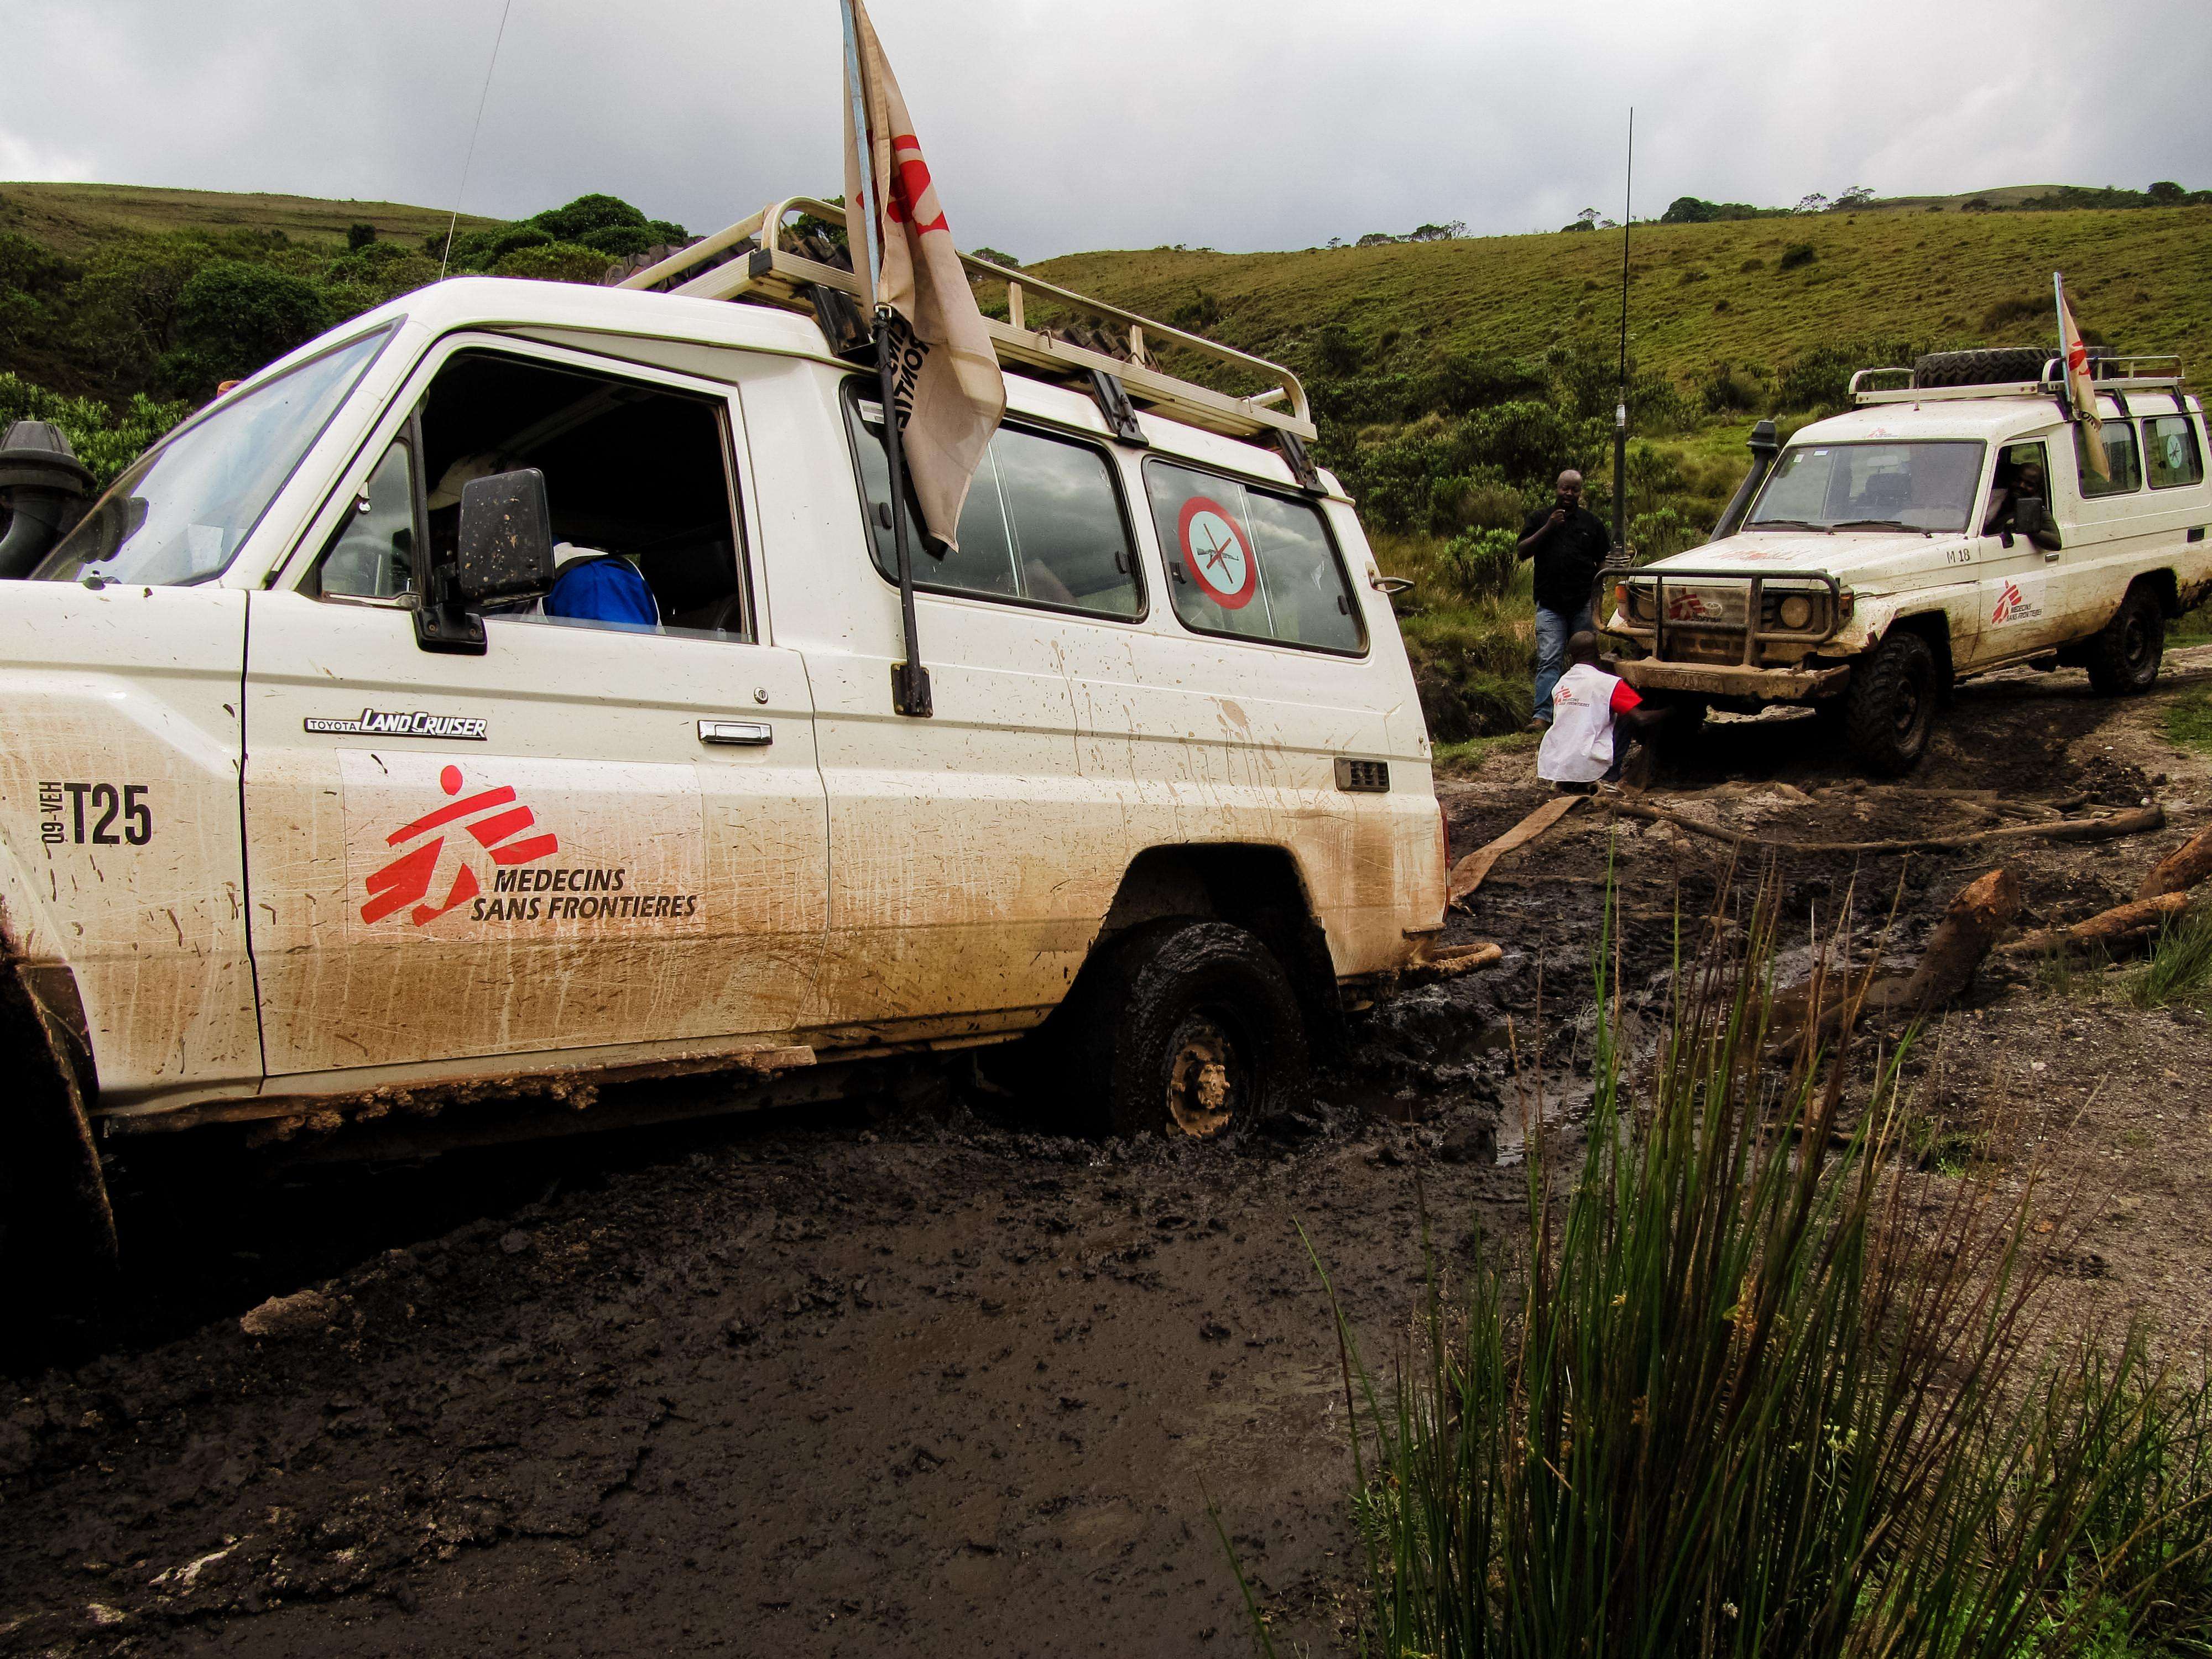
[1912,347,2056,388]
[1911,345,2117,389]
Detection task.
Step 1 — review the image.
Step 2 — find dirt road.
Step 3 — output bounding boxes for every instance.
[7,655,2212,1656]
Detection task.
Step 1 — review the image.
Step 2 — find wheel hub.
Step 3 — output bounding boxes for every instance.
[1165,1017,1239,1137]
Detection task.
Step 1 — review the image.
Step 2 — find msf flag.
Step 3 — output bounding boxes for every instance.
[841,0,1004,549]
[2056,272,2107,479]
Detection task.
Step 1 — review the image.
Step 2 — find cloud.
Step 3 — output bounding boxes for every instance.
[1,0,2205,258]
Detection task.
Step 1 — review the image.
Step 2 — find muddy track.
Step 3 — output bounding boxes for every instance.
[4,656,2209,1657]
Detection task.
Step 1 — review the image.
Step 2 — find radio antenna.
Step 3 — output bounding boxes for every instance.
[439,0,517,280]
[1612,107,1633,555]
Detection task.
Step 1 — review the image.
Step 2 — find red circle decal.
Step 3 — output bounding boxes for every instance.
[1177,496,1258,609]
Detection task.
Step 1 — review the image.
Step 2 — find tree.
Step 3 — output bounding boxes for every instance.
[2148,180,2186,205]
[66,236,218,379]
[1406,221,1466,242]
[967,246,1020,269]
[346,223,377,251]
[1575,207,1600,228]
[1794,191,1829,215]
[160,259,331,398]
[1662,196,1718,224]
[1831,184,1874,210]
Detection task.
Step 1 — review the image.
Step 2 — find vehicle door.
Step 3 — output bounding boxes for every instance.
[734,362,1139,1037]
[1973,436,2072,658]
[243,336,828,1083]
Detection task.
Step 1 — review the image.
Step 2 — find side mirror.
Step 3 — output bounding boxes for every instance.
[415,468,554,655]
[2013,495,2050,539]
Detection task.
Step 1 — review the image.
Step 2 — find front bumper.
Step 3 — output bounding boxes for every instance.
[1615,659,1851,702]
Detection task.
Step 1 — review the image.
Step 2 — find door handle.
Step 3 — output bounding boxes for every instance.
[2044,551,2062,562]
[698,719,772,747]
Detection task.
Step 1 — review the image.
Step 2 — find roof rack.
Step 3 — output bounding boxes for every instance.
[1851,355,2188,405]
[613,195,1314,445]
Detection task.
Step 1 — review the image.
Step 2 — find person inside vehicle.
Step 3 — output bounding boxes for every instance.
[1983,457,2062,552]
[545,547,660,627]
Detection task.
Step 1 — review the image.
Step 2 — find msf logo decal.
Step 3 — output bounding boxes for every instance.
[361,765,559,927]
[1991,580,2042,627]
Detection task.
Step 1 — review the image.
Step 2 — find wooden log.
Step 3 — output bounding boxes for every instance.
[1895,867,2021,1009]
[1998,891,2192,957]
[2135,826,2212,901]
[1606,800,2164,857]
[1448,795,1585,904]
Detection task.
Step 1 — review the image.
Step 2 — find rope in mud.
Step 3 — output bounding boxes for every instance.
[1604,799,2166,857]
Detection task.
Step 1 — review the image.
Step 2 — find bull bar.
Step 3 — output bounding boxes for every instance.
[1611,567,1850,703]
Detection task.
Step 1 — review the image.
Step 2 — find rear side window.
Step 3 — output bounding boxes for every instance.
[2075,420,2143,497]
[2143,415,2205,489]
[1142,460,1364,654]
[845,389,1141,619]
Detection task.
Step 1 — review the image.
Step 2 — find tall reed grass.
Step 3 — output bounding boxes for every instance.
[1267,879,2212,1658]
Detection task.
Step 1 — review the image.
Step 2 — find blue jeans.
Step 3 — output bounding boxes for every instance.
[1532,602,1593,723]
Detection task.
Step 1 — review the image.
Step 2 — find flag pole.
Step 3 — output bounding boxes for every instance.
[842,0,931,717]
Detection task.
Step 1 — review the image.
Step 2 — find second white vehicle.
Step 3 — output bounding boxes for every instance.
[1609,349,2211,772]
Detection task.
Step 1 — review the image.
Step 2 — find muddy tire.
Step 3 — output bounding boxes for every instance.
[1842,630,1939,775]
[1648,696,1707,754]
[0,972,116,1313]
[1071,921,1310,1140]
[2085,583,2165,695]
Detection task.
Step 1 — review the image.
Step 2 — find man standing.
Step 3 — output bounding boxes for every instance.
[1517,469,1613,729]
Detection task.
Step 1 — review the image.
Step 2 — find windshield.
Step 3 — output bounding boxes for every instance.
[36,327,393,586]
[1747,439,1986,533]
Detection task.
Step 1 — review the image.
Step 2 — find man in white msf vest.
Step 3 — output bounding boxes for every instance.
[1538,632,1664,790]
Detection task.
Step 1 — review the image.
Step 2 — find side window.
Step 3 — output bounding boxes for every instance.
[420,351,750,640]
[2075,419,2143,498]
[1143,460,1365,654]
[1982,440,2050,533]
[844,388,1140,618]
[308,437,417,601]
[2144,415,2205,489]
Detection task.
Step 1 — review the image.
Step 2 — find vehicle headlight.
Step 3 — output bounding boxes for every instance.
[1777,594,1813,630]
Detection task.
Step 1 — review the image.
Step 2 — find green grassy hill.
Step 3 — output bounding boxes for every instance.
[0,181,497,254]
[1032,204,2212,394]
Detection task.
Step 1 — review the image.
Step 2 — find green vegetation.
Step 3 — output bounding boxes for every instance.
[1262,886,2212,1658]
[2164,690,2212,752]
[0,185,683,474]
[2126,905,2212,1011]
[4,179,2207,733]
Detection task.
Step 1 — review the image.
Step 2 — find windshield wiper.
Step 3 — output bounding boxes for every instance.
[1833,518,1922,533]
[1746,518,1832,533]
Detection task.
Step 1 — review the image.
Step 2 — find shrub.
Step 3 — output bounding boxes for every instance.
[1312,321,1363,376]
[1778,242,1818,270]
[346,222,377,252]
[1981,293,2046,331]
[1699,360,1766,414]
[160,259,331,398]
[1438,525,1519,599]
[0,371,190,486]
[1739,255,1765,273]
[492,242,617,284]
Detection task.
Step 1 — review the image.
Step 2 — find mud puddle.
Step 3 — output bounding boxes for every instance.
[4,656,2209,1656]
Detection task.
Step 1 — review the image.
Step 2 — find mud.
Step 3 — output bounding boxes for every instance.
[7,655,2212,1656]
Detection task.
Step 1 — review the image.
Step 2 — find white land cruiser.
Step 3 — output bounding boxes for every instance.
[1608,350,2212,773]
[0,196,1446,1281]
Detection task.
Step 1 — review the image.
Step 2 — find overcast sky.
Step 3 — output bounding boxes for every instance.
[3,0,2207,260]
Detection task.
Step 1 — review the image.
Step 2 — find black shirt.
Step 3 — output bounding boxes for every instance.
[1519,504,1611,614]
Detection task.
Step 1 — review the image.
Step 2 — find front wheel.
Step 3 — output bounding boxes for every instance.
[1072,921,1311,1139]
[2084,585,2164,696]
[1842,630,1939,775]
